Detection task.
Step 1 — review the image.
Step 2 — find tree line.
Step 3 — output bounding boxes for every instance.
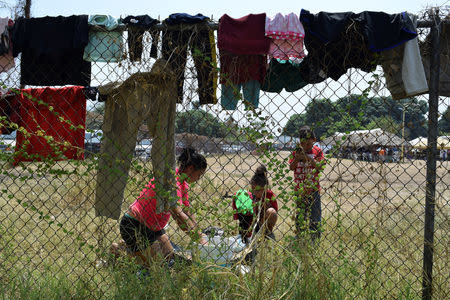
[86,95,449,141]
[283,94,449,140]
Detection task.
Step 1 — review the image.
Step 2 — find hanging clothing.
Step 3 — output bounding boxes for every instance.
[262,59,307,93]
[161,13,217,104]
[0,92,20,134]
[12,86,86,164]
[83,15,124,63]
[355,11,418,52]
[121,15,160,61]
[0,18,14,72]
[83,86,99,101]
[221,80,260,110]
[298,10,417,83]
[218,13,270,109]
[420,21,450,97]
[164,13,210,25]
[265,13,305,61]
[381,14,428,100]
[11,15,91,86]
[94,59,178,220]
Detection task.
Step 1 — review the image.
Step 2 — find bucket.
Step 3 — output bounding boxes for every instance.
[195,235,246,266]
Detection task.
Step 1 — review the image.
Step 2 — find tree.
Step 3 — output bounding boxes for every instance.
[302,98,337,139]
[0,0,31,18]
[439,106,450,135]
[327,115,363,135]
[175,110,228,138]
[85,103,104,130]
[282,94,428,141]
[401,98,428,139]
[282,98,335,138]
[282,113,306,137]
[365,116,402,136]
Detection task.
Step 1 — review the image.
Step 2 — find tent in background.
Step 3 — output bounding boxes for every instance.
[322,128,408,148]
[410,136,450,149]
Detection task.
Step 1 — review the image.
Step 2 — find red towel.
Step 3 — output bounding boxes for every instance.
[13,86,86,164]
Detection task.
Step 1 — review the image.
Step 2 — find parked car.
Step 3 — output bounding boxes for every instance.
[85,130,103,157]
[0,132,16,154]
[175,141,185,155]
[135,138,152,160]
[221,144,244,153]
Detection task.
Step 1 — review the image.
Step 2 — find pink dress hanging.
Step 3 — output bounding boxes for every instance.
[265,13,306,61]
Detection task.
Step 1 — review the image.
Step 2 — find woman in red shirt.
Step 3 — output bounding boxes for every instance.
[232,165,278,243]
[119,148,208,266]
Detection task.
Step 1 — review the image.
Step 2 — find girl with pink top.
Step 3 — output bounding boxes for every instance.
[119,147,208,266]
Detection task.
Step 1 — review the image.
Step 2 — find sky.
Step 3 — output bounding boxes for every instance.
[16,0,444,18]
[0,0,448,136]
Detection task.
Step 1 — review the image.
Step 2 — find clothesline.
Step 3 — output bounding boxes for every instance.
[90,22,219,32]
[91,19,446,33]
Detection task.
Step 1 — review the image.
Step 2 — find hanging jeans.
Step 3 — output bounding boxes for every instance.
[161,24,217,104]
[221,80,260,110]
[94,59,178,219]
[122,15,160,61]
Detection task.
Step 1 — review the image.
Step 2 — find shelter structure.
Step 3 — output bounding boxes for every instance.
[323,128,408,148]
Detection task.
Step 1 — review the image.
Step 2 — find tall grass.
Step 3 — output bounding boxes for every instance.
[0,228,422,299]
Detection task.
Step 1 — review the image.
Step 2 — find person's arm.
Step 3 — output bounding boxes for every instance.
[289,151,301,170]
[182,207,202,234]
[290,147,313,170]
[308,148,325,173]
[170,205,207,244]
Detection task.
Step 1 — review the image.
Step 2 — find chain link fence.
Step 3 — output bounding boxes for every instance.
[0,7,448,299]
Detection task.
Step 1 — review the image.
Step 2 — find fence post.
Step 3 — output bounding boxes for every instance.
[421,8,441,300]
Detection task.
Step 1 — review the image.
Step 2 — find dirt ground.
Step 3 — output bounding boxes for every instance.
[204,151,449,206]
[199,151,449,235]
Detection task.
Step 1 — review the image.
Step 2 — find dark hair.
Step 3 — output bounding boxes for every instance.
[298,125,316,141]
[177,147,207,172]
[250,164,269,187]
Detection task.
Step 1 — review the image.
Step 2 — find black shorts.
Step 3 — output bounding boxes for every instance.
[119,214,165,253]
[237,214,254,237]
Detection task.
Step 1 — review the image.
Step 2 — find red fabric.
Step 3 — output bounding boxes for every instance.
[289,145,324,192]
[218,14,270,85]
[129,175,190,231]
[13,86,86,164]
[218,14,270,55]
[219,52,267,84]
[232,189,278,220]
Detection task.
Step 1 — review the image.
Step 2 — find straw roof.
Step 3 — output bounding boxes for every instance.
[323,128,408,148]
[409,136,450,150]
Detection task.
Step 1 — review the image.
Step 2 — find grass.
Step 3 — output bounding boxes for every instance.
[0,152,448,299]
